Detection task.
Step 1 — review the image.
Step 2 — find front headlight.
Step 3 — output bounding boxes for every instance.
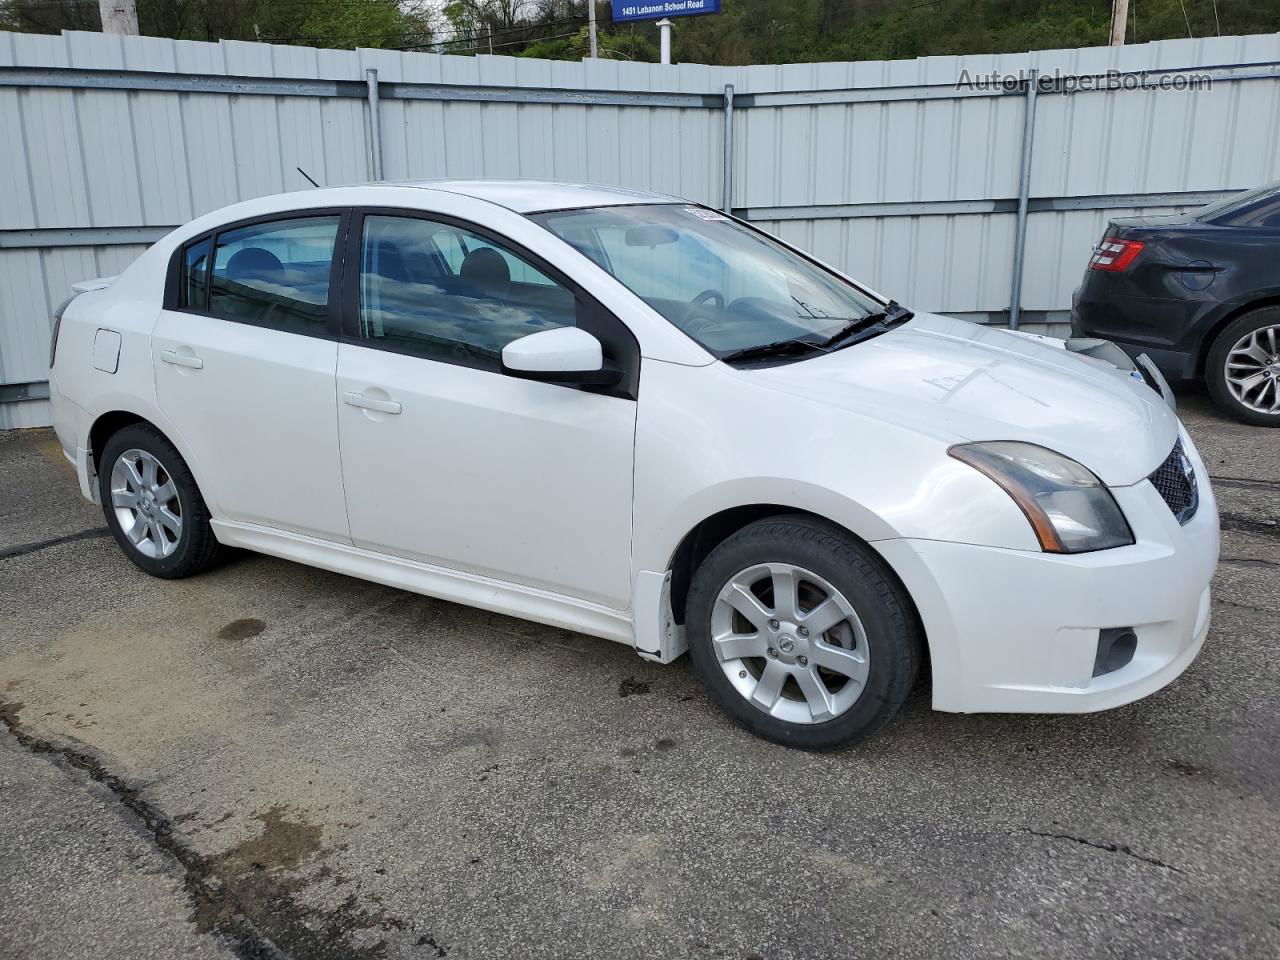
[949,441,1134,553]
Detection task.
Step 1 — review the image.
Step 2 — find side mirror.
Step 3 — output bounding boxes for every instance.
[501,327,622,386]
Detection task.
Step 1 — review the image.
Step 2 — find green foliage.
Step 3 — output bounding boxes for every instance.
[2,0,1278,63]
[296,1,433,50]
[0,0,435,48]
[520,24,659,61]
[667,0,1280,64]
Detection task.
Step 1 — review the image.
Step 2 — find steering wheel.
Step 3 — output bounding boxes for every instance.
[690,289,725,310]
[682,289,727,334]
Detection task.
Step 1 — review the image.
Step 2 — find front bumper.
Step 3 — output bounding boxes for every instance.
[876,430,1219,714]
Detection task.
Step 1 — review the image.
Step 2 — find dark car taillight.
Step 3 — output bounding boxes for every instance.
[1088,238,1145,272]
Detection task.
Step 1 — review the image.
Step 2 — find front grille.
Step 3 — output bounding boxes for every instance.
[1149,438,1198,525]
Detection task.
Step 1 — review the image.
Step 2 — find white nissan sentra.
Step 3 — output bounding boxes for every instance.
[48,180,1219,749]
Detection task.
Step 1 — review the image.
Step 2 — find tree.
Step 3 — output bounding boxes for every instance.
[521,23,658,61]
[3,0,1279,63]
[0,0,99,33]
[0,0,435,48]
[295,1,434,50]
[443,0,531,52]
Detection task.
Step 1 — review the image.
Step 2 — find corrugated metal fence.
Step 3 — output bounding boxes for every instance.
[4,29,1280,428]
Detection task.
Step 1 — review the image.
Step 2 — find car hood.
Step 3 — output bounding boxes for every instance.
[747,312,1179,486]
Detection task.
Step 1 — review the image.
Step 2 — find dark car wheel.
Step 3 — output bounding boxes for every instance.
[98,423,227,578]
[686,516,923,751]
[1206,306,1280,427]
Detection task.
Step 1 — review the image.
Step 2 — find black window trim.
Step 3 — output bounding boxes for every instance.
[163,207,352,340]
[340,206,641,401]
[171,235,213,312]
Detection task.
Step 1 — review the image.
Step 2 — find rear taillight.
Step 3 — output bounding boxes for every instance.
[49,294,77,367]
[1088,237,1145,272]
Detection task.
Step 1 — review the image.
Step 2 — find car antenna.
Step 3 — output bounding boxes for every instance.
[297,166,321,188]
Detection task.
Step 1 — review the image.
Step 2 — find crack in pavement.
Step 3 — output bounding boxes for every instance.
[1215,596,1275,615]
[1219,514,1280,539]
[1023,829,1182,872]
[0,699,289,959]
[0,699,426,959]
[0,527,111,560]
[1219,556,1280,567]
[1210,475,1280,490]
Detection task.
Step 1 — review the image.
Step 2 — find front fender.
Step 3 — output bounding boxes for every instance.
[632,361,1039,584]
[629,360,1043,666]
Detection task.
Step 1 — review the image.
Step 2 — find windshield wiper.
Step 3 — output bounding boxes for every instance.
[818,299,913,349]
[720,337,827,365]
[720,301,913,365]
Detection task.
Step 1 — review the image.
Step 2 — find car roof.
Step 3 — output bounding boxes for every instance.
[388,178,684,214]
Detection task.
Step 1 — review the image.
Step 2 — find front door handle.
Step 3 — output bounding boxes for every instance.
[160,349,203,369]
[343,391,402,415]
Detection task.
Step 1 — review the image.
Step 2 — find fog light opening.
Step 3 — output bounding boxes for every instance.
[1093,627,1138,678]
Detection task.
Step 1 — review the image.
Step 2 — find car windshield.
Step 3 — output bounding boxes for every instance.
[1195,179,1280,221]
[529,203,883,357]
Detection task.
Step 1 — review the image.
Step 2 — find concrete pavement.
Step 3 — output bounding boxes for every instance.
[1,393,1277,960]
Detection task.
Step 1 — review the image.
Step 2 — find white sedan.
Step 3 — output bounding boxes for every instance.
[48,180,1219,749]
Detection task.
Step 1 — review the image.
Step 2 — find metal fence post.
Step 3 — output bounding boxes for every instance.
[1008,69,1038,330]
[721,83,735,213]
[365,68,384,181]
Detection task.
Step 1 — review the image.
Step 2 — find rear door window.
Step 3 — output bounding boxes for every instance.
[208,216,340,334]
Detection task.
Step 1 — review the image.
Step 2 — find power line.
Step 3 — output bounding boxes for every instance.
[262,14,586,50]
[5,0,591,55]
[448,28,580,55]
[433,15,585,46]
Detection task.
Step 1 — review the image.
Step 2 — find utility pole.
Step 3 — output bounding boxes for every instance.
[98,0,138,35]
[1109,0,1129,45]
[587,0,598,58]
[658,18,672,64]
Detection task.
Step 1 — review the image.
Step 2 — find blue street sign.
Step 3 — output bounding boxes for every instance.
[611,0,720,23]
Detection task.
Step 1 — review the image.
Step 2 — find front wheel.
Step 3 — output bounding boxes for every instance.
[686,517,922,750]
[1206,306,1280,426]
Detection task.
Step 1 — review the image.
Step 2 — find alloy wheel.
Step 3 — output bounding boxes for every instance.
[710,562,870,725]
[110,448,183,558]
[1225,324,1280,414]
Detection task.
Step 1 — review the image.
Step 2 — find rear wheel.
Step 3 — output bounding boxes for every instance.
[1206,306,1280,426]
[686,516,922,750]
[98,423,226,578]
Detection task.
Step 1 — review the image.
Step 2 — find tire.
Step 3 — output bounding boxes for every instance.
[97,423,226,578]
[1205,306,1280,427]
[686,516,922,751]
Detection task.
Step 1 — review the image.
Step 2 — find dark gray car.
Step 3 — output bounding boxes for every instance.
[1072,181,1280,426]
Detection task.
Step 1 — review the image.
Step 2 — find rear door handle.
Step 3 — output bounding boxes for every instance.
[343,391,402,415]
[160,349,203,370]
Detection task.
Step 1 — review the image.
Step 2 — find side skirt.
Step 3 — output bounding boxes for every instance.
[210,520,635,646]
